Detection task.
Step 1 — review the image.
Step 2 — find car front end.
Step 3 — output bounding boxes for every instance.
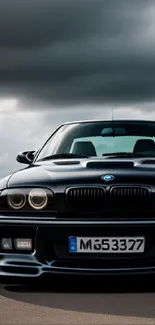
[1,119,155,281]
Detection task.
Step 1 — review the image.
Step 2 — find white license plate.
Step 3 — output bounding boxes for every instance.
[69,237,145,253]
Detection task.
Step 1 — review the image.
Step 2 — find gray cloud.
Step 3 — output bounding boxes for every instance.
[0,0,155,106]
[1,0,155,180]
[0,103,114,178]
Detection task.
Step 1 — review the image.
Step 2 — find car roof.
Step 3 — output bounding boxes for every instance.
[63,119,155,125]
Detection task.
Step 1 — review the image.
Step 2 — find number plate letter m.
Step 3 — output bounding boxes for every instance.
[80,239,92,250]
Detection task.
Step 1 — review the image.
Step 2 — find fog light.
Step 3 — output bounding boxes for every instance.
[14,238,32,250]
[1,238,12,250]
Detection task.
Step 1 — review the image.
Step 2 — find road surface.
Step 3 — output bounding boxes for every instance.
[0,276,155,324]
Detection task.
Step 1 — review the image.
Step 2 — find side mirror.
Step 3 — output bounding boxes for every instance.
[16,150,36,164]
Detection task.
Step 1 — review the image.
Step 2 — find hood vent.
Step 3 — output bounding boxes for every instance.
[140,160,155,165]
[86,161,134,169]
[53,161,80,165]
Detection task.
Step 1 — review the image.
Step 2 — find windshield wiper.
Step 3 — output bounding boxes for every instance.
[38,153,89,161]
[38,152,155,161]
[102,152,155,158]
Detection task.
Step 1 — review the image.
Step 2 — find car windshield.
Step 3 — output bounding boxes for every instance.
[36,120,155,160]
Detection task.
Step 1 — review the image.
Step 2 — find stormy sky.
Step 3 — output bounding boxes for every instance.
[1,0,155,178]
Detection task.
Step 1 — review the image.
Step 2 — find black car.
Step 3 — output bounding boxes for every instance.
[1,118,155,281]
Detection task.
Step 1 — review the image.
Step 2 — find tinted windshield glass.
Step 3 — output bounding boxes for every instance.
[36,121,155,160]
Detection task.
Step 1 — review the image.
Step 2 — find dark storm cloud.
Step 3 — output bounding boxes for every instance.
[0,0,155,106]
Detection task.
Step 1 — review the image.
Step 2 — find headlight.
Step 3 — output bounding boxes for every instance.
[7,190,26,210]
[0,187,55,212]
[28,188,48,210]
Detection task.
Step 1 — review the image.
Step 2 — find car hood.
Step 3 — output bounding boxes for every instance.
[7,157,155,188]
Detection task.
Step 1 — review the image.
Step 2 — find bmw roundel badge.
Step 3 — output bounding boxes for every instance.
[101,174,115,182]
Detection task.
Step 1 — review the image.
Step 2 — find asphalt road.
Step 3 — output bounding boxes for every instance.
[0,276,155,325]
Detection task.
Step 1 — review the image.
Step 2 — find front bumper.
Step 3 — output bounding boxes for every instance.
[1,217,155,279]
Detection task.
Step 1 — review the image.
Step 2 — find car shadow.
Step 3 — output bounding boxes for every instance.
[1,275,155,319]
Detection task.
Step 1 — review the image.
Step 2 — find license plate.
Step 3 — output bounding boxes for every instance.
[69,237,145,253]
